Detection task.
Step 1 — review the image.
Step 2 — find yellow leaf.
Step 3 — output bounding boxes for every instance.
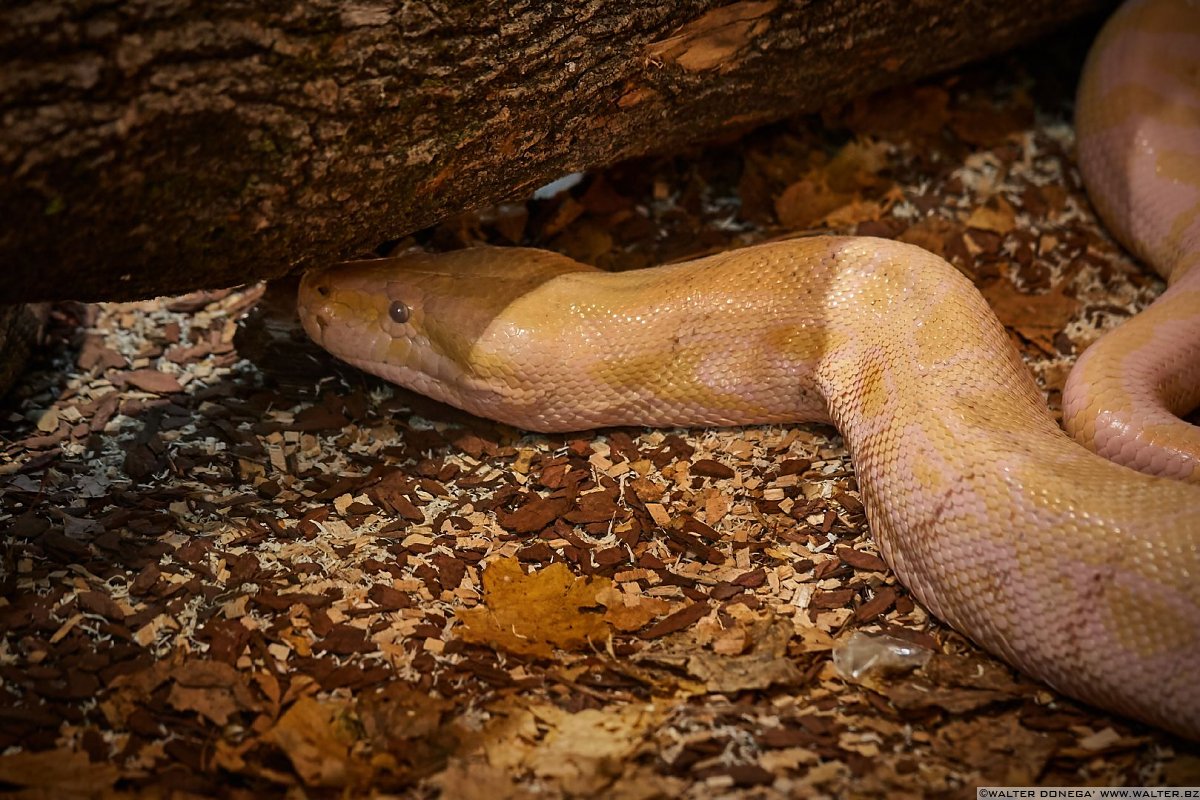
[456,557,611,657]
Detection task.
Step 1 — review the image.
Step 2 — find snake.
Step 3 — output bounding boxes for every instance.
[298,0,1200,740]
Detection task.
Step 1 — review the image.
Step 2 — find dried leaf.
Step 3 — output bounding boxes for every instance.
[35,407,59,433]
[684,615,804,692]
[596,586,672,632]
[966,195,1017,234]
[982,278,1079,355]
[897,215,963,260]
[431,760,533,800]
[774,179,850,230]
[0,748,120,794]
[472,699,669,797]
[169,685,241,726]
[456,557,611,657]
[267,695,364,787]
[525,703,666,795]
[824,139,890,194]
[638,601,710,639]
[822,198,883,228]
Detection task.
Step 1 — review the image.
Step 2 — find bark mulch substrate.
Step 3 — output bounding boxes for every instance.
[2,25,1198,800]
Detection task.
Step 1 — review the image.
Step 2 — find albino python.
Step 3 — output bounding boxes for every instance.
[299,0,1200,740]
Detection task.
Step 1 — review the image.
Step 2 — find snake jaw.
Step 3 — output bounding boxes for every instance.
[298,260,489,412]
[297,248,608,426]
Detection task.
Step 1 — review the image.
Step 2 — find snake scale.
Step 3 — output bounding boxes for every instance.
[299,0,1200,739]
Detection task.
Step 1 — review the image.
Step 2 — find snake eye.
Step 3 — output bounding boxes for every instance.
[388,300,411,324]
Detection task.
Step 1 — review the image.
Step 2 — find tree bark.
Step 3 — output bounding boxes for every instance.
[0,0,1104,303]
[0,304,46,397]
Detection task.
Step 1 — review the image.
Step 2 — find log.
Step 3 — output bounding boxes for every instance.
[0,304,46,397]
[0,0,1104,304]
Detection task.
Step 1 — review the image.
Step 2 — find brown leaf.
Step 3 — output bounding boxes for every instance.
[823,199,884,229]
[267,696,365,787]
[431,553,467,590]
[292,403,350,431]
[885,683,1014,714]
[368,584,412,610]
[897,215,964,261]
[0,748,120,794]
[839,85,950,140]
[825,139,891,194]
[966,195,1017,234]
[596,586,673,633]
[165,661,261,725]
[456,557,612,657]
[564,490,621,524]
[774,178,850,230]
[949,97,1035,148]
[168,684,242,726]
[369,472,427,522]
[553,220,614,265]
[854,586,898,622]
[932,715,1056,785]
[982,277,1080,355]
[77,590,126,620]
[77,332,126,371]
[685,615,804,692]
[810,588,855,609]
[321,624,374,655]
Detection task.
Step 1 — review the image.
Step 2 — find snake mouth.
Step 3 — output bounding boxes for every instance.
[308,308,332,338]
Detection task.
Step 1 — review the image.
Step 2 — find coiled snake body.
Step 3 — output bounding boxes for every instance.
[300,0,1200,739]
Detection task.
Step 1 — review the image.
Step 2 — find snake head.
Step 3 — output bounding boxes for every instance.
[297,247,591,419]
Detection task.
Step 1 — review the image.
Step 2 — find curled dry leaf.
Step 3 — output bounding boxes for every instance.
[638,611,804,693]
[524,703,670,795]
[683,613,805,692]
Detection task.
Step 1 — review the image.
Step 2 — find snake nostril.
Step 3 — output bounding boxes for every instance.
[316,283,331,298]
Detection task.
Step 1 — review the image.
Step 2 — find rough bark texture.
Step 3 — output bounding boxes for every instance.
[0,304,46,397]
[0,0,1105,303]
